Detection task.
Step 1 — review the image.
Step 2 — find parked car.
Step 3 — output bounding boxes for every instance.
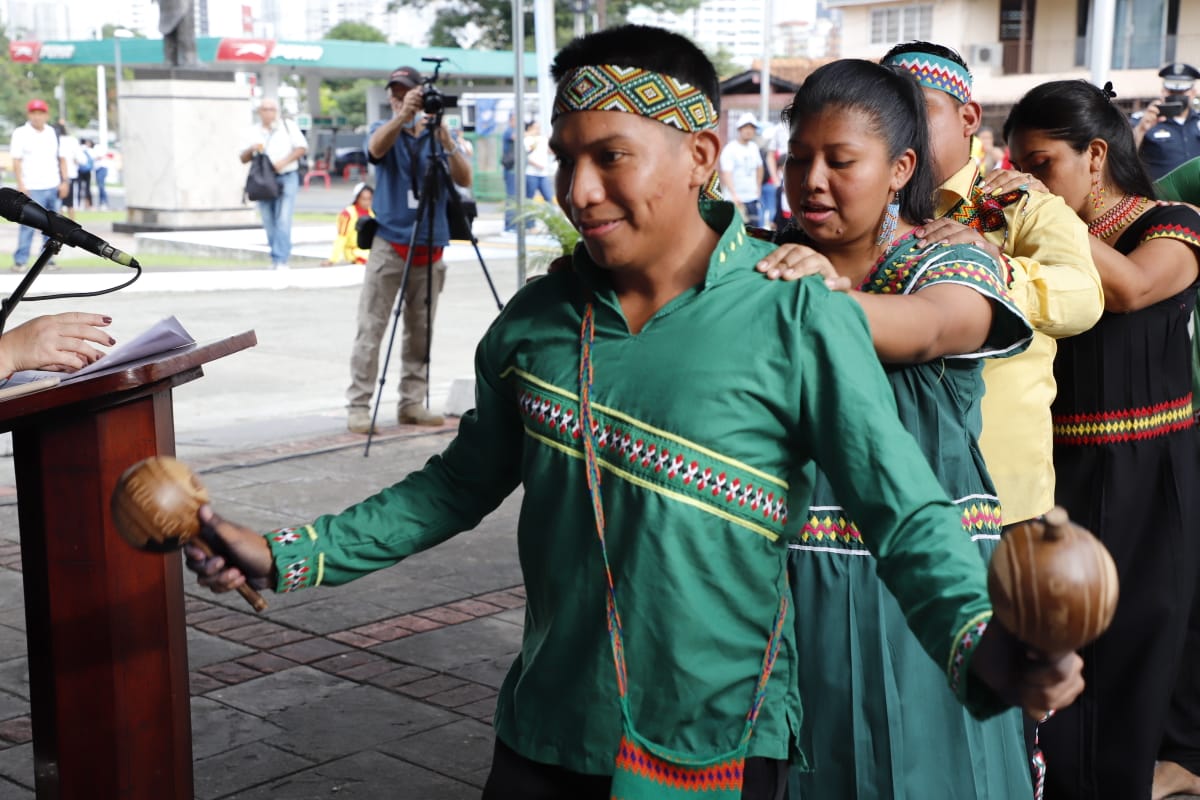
[333,147,368,176]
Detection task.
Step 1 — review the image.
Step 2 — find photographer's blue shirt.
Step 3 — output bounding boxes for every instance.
[365,121,451,248]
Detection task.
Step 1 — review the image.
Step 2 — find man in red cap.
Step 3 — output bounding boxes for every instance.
[9,99,69,271]
[344,65,473,433]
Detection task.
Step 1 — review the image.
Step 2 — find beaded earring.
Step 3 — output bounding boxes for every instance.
[877,191,900,246]
[1090,173,1106,210]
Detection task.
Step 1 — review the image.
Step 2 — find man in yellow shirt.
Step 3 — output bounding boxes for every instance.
[882,41,1104,530]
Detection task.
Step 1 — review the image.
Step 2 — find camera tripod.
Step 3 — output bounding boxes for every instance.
[364,115,504,456]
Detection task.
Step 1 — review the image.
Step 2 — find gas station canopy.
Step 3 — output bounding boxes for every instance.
[7,36,536,86]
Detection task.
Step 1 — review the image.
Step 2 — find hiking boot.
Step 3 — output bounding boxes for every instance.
[399,405,444,426]
[347,407,375,434]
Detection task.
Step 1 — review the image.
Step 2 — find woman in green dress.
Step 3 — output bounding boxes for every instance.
[757,59,1033,798]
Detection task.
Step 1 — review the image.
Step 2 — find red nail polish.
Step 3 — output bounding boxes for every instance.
[102,316,112,323]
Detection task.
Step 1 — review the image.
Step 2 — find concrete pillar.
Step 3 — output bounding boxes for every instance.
[116,68,259,231]
[305,73,321,116]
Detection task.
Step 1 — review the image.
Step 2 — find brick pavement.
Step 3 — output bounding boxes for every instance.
[0,425,525,799]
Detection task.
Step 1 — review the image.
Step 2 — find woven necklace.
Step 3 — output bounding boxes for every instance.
[1087,194,1145,240]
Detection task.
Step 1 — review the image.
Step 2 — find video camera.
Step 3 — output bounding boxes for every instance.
[420,57,459,117]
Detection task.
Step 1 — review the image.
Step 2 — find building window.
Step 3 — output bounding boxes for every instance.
[1075,0,1179,68]
[870,5,933,45]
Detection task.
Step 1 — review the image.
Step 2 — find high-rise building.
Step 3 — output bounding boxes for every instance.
[627,0,837,66]
[4,0,158,40]
[5,0,433,45]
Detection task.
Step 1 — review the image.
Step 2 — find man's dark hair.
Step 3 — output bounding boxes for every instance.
[782,59,936,225]
[550,25,720,117]
[1004,79,1157,199]
[881,41,972,105]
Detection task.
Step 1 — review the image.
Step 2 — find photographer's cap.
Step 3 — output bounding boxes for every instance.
[1160,62,1200,92]
[387,66,422,89]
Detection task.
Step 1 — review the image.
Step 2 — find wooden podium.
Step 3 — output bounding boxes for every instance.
[0,332,256,799]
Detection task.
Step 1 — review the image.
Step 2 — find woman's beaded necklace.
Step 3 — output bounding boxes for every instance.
[1087,193,1146,240]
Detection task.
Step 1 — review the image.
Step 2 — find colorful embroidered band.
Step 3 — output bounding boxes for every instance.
[883,52,972,104]
[552,64,718,132]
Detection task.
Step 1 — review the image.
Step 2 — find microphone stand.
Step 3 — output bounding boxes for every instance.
[0,237,63,336]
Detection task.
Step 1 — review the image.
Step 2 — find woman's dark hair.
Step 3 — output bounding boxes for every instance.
[550,25,720,117]
[782,59,935,224]
[1004,79,1156,199]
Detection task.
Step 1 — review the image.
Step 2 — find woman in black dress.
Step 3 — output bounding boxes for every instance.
[1004,80,1200,800]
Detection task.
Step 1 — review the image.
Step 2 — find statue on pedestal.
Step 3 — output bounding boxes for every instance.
[156,0,198,68]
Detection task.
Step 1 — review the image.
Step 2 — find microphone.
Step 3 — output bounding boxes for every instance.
[0,188,139,268]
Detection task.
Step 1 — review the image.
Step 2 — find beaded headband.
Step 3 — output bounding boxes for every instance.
[883,52,972,104]
[553,64,723,201]
[551,64,717,132]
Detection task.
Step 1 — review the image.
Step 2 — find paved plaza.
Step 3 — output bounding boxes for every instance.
[0,197,541,798]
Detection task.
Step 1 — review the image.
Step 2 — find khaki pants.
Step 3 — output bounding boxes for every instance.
[346,239,447,412]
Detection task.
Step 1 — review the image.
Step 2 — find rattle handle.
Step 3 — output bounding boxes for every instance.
[190,537,269,613]
[1042,506,1069,541]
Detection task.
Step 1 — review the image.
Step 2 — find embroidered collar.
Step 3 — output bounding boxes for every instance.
[572,200,750,295]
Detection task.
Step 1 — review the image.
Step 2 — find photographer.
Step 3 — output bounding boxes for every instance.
[1134,62,1200,180]
[345,65,472,433]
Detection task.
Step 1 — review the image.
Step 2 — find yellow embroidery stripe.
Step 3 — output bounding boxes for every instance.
[946,610,992,677]
[502,366,579,401]
[1052,403,1192,437]
[306,525,325,586]
[524,426,780,542]
[504,366,788,490]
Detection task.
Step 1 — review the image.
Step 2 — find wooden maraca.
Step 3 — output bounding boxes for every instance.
[987,506,1117,655]
[111,456,268,613]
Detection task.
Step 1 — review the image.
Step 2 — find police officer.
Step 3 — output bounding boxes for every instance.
[1134,62,1200,180]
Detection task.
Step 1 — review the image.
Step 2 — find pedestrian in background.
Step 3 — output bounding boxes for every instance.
[54,122,80,221]
[1133,63,1200,180]
[501,111,517,232]
[238,98,308,270]
[321,182,373,266]
[719,112,763,226]
[10,99,69,272]
[523,119,554,204]
[94,148,112,210]
[76,138,95,209]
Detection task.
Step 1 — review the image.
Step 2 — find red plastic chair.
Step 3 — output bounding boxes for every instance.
[304,158,331,189]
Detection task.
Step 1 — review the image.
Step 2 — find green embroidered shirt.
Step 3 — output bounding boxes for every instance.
[265,202,1005,774]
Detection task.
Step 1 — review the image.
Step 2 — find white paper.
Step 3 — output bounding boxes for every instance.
[7,316,196,385]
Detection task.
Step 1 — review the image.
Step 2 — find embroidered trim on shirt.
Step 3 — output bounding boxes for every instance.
[507,367,786,488]
[613,735,746,789]
[1141,223,1200,250]
[864,245,1007,299]
[792,495,1002,553]
[861,241,1030,359]
[948,614,990,697]
[1052,393,1194,445]
[266,524,323,592]
[507,371,790,540]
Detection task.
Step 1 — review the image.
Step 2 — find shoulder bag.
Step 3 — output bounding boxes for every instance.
[244,151,279,202]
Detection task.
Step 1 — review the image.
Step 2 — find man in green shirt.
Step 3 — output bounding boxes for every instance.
[187,26,1083,799]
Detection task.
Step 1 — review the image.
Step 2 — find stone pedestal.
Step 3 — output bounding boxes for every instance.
[115,69,260,232]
